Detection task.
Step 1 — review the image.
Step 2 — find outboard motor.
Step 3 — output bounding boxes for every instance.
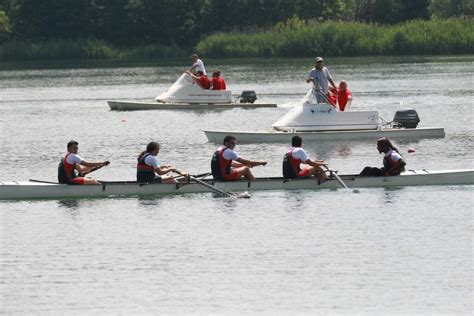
[239,91,257,103]
[393,109,420,128]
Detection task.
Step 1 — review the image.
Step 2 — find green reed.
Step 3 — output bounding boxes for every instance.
[196,18,473,57]
[0,38,186,61]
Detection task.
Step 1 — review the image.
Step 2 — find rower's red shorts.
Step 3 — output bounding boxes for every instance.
[223,170,239,181]
[299,168,311,177]
[70,177,85,185]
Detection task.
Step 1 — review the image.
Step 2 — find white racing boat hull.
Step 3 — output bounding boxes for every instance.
[108,100,276,111]
[203,127,445,143]
[0,170,472,200]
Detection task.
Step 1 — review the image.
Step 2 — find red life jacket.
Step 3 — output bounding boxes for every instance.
[58,153,77,183]
[137,153,156,182]
[383,149,401,175]
[212,77,226,90]
[199,75,211,89]
[211,147,232,180]
[282,148,301,179]
[337,88,351,111]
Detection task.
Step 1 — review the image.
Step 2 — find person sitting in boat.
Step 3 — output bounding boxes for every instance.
[210,70,226,90]
[186,70,210,89]
[328,80,353,111]
[58,140,110,185]
[306,56,337,103]
[137,142,177,184]
[359,137,406,177]
[189,53,207,76]
[336,80,352,111]
[283,136,328,181]
[211,135,267,181]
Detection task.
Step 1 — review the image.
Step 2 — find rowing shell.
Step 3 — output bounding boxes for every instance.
[0,169,472,200]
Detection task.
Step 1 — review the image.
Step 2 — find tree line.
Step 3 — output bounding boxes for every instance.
[0,0,472,48]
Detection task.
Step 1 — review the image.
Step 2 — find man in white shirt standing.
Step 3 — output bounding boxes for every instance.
[283,136,328,180]
[306,56,337,103]
[189,53,207,76]
[58,140,110,184]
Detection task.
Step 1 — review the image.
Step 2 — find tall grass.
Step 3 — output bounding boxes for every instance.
[0,38,186,61]
[196,18,474,57]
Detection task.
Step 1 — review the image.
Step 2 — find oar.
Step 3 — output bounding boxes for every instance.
[174,170,234,197]
[174,170,248,198]
[312,83,336,107]
[324,165,349,189]
[79,161,110,177]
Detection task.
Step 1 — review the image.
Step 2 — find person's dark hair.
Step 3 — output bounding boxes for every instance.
[197,70,204,76]
[138,142,160,159]
[67,140,78,150]
[212,70,220,77]
[223,135,236,145]
[291,136,302,147]
[377,137,399,153]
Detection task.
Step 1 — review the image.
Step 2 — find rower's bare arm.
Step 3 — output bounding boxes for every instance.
[236,157,266,167]
[155,166,176,175]
[80,160,108,168]
[307,159,326,168]
[390,159,406,175]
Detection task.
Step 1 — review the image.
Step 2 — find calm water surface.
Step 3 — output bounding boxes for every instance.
[1,56,473,314]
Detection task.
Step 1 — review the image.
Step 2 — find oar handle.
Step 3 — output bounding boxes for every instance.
[79,161,110,177]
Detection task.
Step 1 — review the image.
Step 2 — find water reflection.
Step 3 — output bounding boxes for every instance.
[379,187,405,204]
[137,195,164,207]
[57,199,81,209]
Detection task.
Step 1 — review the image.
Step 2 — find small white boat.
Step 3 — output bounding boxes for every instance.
[203,88,444,143]
[108,73,276,110]
[272,89,381,131]
[0,169,472,200]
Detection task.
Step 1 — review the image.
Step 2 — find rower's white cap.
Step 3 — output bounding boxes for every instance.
[315,57,323,62]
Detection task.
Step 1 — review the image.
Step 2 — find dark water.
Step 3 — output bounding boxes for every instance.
[1,56,473,314]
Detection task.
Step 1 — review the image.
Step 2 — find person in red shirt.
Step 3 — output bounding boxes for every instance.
[210,70,227,90]
[187,70,210,89]
[327,80,353,111]
[336,80,352,111]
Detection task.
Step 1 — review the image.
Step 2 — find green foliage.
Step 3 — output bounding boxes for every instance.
[429,0,474,18]
[0,38,186,61]
[0,0,473,60]
[197,18,474,57]
[0,10,11,42]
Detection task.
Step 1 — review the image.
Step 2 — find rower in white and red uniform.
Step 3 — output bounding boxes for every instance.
[359,137,406,176]
[283,135,328,180]
[211,135,267,181]
[136,141,176,184]
[57,140,109,185]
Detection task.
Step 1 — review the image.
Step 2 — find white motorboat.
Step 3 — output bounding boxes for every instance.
[203,88,444,143]
[272,89,381,131]
[0,169,472,200]
[108,73,276,110]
